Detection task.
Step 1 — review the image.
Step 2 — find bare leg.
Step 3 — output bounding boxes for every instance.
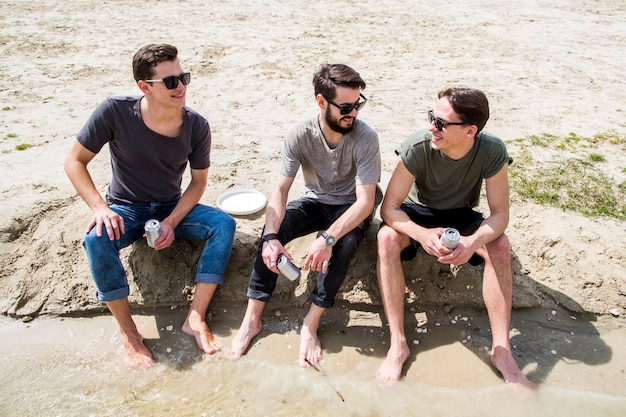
[375,225,411,383]
[480,235,535,390]
[106,297,154,369]
[229,298,266,360]
[299,304,325,367]
[182,282,222,354]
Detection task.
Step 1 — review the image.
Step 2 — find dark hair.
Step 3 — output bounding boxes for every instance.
[312,63,366,99]
[438,87,490,133]
[132,44,179,82]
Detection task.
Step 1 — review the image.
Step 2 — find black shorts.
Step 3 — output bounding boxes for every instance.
[398,204,485,266]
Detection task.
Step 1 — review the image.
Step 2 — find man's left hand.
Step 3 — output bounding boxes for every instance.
[303,237,333,273]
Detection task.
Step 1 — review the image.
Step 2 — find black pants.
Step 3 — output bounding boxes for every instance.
[247,197,373,308]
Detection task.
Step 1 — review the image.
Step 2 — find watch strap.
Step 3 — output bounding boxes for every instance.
[261,233,280,243]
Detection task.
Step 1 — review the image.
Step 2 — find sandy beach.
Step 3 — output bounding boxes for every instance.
[1,0,625,415]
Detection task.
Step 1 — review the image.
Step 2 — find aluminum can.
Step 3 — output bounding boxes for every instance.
[440,227,460,249]
[145,219,162,248]
[277,254,301,281]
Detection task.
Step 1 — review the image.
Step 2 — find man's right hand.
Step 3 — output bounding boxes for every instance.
[87,207,125,240]
[262,238,287,274]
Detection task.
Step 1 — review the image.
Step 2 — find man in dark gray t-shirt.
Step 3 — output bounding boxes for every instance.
[375,87,534,391]
[229,64,381,368]
[65,44,235,369]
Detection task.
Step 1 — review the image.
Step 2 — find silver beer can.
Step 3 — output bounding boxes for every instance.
[440,228,460,249]
[145,219,162,248]
[277,254,301,281]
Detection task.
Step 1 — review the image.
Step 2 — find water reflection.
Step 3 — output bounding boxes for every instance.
[0,309,624,417]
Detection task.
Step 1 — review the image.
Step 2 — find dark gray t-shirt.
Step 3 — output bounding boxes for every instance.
[77,96,211,204]
[395,129,512,210]
[279,115,381,205]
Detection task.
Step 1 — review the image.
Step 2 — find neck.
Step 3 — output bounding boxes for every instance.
[141,97,183,120]
[444,136,475,160]
[140,97,184,137]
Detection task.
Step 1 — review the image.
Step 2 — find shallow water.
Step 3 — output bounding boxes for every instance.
[1,309,625,417]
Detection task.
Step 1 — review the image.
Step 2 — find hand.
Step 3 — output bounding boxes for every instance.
[436,233,474,265]
[87,207,125,240]
[149,220,176,250]
[262,239,286,274]
[303,237,332,273]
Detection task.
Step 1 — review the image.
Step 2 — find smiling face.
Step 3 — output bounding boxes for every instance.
[141,59,187,108]
[428,96,476,158]
[321,86,362,135]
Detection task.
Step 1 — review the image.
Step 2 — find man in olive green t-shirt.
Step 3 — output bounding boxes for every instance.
[375,87,534,391]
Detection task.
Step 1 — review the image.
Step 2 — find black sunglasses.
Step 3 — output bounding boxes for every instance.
[145,72,191,89]
[324,93,367,115]
[428,110,466,131]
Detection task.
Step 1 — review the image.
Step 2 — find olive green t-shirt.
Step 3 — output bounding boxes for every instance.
[395,129,512,210]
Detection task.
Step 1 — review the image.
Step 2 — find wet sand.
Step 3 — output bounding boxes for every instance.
[1,304,624,416]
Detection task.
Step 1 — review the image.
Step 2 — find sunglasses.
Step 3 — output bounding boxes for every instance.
[324,93,367,115]
[145,72,191,89]
[428,109,466,131]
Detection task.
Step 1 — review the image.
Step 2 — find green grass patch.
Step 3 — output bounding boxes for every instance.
[509,131,626,220]
[15,143,32,151]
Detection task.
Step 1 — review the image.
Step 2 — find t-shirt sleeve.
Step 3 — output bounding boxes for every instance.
[188,116,211,170]
[355,130,381,185]
[278,125,302,178]
[395,131,424,178]
[483,135,512,179]
[76,98,116,153]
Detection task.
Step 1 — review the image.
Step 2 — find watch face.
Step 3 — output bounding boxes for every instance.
[326,235,336,246]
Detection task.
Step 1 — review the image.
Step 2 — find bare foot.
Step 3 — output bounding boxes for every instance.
[182,318,222,354]
[490,346,536,392]
[298,323,322,367]
[123,333,154,369]
[375,341,410,383]
[228,320,263,360]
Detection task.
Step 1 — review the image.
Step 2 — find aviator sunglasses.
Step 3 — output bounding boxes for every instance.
[428,109,466,131]
[324,93,368,115]
[145,72,191,89]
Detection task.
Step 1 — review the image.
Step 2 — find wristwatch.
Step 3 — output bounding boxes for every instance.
[261,233,280,244]
[321,231,336,246]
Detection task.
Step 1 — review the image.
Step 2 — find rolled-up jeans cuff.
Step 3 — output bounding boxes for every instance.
[96,286,130,302]
[246,288,272,303]
[195,273,224,286]
[310,293,334,309]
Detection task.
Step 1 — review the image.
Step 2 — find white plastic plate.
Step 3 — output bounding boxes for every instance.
[217,189,267,215]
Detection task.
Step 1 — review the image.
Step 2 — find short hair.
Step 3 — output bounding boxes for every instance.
[132,44,179,82]
[312,64,366,99]
[438,87,490,133]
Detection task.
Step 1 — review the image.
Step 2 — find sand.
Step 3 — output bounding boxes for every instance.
[0,0,625,407]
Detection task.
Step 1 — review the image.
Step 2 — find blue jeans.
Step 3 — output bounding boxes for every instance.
[83,200,236,302]
[247,196,377,308]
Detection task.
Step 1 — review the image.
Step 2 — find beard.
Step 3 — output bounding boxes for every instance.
[324,106,355,135]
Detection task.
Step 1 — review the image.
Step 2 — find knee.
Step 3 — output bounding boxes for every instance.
[222,213,236,234]
[485,234,511,262]
[82,228,105,250]
[214,211,236,238]
[377,225,403,257]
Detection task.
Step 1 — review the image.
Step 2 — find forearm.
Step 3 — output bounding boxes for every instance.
[325,195,374,240]
[262,191,288,234]
[468,210,509,249]
[381,203,428,243]
[163,179,205,228]
[64,159,108,212]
